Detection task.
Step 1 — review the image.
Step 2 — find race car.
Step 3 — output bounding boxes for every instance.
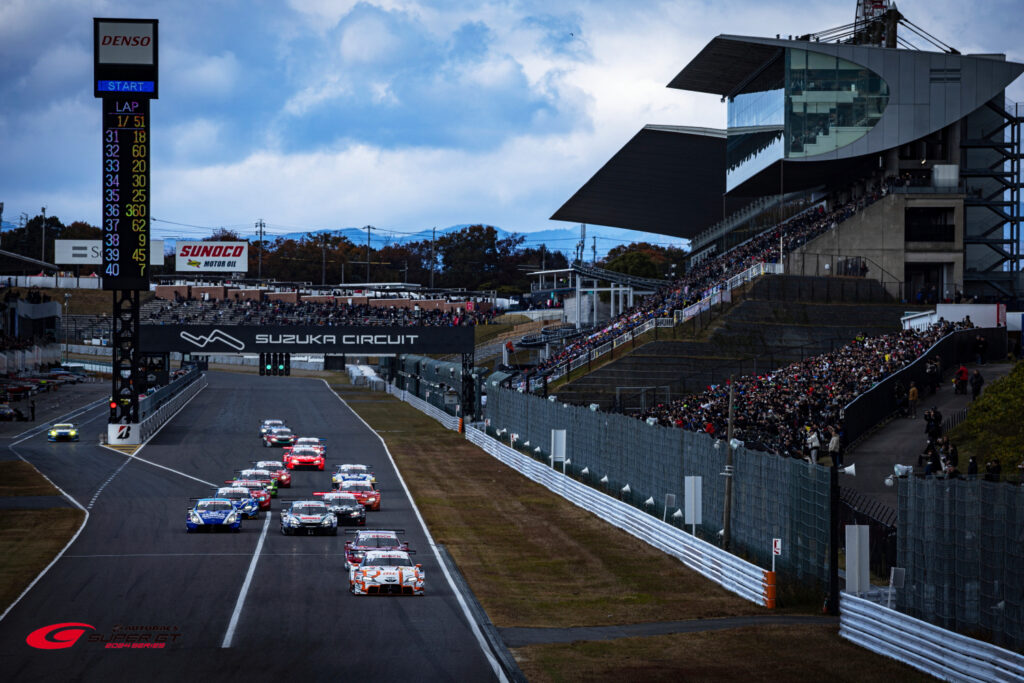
[263,427,295,448]
[280,500,338,536]
[47,423,79,442]
[234,469,279,497]
[186,498,242,533]
[288,437,326,457]
[337,478,380,511]
[259,419,287,438]
[344,529,408,569]
[283,445,325,470]
[331,464,375,487]
[349,550,424,596]
[312,491,366,526]
[253,460,291,488]
[214,486,261,519]
[226,479,272,510]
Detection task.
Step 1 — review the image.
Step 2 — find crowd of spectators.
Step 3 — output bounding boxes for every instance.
[144,297,497,327]
[529,180,895,379]
[633,318,975,461]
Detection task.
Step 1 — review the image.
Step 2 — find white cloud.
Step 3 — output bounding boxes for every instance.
[167,118,226,163]
[338,14,401,63]
[166,50,242,97]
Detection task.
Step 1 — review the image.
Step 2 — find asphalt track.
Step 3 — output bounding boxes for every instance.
[0,372,498,682]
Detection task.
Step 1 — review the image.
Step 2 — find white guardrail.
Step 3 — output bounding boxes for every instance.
[385,383,461,431]
[138,374,208,442]
[840,592,1024,682]
[530,262,780,390]
[464,425,775,608]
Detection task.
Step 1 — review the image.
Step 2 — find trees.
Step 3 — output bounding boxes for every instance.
[602,242,687,280]
[436,225,524,290]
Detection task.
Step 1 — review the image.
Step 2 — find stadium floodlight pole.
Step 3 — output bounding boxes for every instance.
[722,375,735,551]
[364,225,375,284]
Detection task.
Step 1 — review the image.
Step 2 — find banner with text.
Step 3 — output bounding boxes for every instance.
[140,325,475,354]
[175,242,248,272]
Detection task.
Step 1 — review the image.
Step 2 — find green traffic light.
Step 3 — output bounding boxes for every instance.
[278,364,284,370]
[265,364,271,370]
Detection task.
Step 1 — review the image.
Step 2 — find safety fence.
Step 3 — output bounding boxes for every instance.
[138,372,208,442]
[840,592,1024,682]
[0,344,61,372]
[465,425,775,607]
[898,477,1024,652]
[385,382,460,431]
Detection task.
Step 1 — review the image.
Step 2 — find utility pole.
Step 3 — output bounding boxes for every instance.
[430,226,436,289]
[402,259,409,284]
[321,234,327,286]
[592,236,597,266]
[722,375,735,551]
[255,219,265,281]
[364,225,375,284]
[540,244,545,270]
[40,206,46,262]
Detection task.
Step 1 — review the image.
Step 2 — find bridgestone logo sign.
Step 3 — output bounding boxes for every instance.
[139,325,475,354]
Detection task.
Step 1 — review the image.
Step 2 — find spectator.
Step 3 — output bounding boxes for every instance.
[970,369,984,400]
[954,364,968,394]
[975,335,987,365]
[806,426,822,463]
[828,426,842,467]
[984,459,1002,482]
[908,381,919,419]
[967,456,978,480]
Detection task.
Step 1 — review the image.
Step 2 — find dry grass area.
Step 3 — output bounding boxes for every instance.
[513,624,932,683]
[0,461,60,496]
[345,389,935,681]
[0,509,84,611]
[345,393,763,627]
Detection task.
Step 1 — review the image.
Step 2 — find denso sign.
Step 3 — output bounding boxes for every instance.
[175,242,248,273]
[97,21,155,65]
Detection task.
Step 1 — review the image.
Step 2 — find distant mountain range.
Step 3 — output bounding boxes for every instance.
[0,219,688,259]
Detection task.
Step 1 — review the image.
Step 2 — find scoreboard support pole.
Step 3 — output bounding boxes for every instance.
[461,351,475,426]
[111,289,141,425]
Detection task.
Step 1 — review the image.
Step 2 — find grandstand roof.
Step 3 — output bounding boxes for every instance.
[550,125,726,240]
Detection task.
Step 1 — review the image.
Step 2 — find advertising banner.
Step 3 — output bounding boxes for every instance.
[55,239,164,265]
[175,242,248,272]
[140,325,475,354]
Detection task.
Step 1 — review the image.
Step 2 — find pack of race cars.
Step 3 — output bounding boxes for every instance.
[185,418,423,595]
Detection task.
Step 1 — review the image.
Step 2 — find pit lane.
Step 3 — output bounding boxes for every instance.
[0,372,499,681]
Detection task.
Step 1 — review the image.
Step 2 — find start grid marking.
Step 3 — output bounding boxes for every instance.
[87,455,133,509]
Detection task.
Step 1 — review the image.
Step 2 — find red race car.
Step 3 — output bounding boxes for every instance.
[337,478,380,511]
[344,529,408,570]
[283,445,325,470]
[285,437,326,458]
[225,479,272,510]
[253,460,291,488]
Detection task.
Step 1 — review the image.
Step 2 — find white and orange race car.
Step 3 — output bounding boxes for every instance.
[337,478,380,510]
[349,550,423,596]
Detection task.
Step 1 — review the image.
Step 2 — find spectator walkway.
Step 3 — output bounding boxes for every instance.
[845,361,1013,512]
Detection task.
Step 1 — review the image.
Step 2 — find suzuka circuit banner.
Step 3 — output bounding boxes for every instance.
[139,325,475,354]
[175,242,248,272]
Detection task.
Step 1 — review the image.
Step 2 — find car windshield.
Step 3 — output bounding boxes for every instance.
[325,494,358,504]
[216,488,248,498]
[256,461,283,469]
[292,504,326,515]
[263,420,283,427]
[274,430,293,438]
[297,438,319,445]
[197,500,233,512]
[358,535,400,548]
[53,424,74,429]
[291,447,318,456]
[240,470,270,477]
[339,465,368,472]
[364,556,411,567]
[343,482,373,492]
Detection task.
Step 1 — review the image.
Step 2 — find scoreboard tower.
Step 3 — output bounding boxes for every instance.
[93,18,158,444]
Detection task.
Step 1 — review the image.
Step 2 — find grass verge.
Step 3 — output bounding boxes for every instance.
[0,461,61,496]
[343,387,933,680]
[513,624,932,683]
[0,509,85,612]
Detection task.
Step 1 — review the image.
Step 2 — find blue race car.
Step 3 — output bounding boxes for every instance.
[47,423,80,442]
[186,498,242,533]
[214,486,261,519]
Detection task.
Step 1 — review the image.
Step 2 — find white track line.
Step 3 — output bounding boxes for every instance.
[221,512,271,648]
[322,379,507,683]
[87,456,133,509]
[7,398,108,441]
[0,380,210,625]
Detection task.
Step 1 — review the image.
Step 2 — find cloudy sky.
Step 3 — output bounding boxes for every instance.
[1,0,1022,243]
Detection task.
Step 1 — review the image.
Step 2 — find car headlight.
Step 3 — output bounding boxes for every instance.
[69,430,77,436]
[225,512,238,523]
[288,517,300,526]
[189,512,202,524]
[350,511,360,517]
[49,430,57,436]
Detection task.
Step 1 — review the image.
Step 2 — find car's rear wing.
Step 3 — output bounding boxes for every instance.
[344,528,406,535]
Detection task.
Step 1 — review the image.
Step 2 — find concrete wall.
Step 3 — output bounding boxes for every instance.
[300,295,337,304]
[266,292,299,303]
[191,286,227,301]
[233,289,263,302]
[787,193,964,301]
[154,285,189,301]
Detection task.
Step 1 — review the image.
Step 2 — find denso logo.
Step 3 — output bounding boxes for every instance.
[26,623,95,650]
[100,35,151,47]
[178,245,245,258]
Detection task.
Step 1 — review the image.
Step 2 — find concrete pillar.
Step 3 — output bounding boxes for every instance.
[575,272,582,329]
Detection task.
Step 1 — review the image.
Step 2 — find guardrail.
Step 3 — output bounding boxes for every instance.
[138,373,208,442]
[528,261,781,391]
[385,383,461,431]
[465,425,775,607]
[840,592,1024,682]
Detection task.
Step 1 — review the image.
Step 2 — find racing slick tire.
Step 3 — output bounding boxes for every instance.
[263,441,270,447]
[281,527,291,536]
[330,528,338,536]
